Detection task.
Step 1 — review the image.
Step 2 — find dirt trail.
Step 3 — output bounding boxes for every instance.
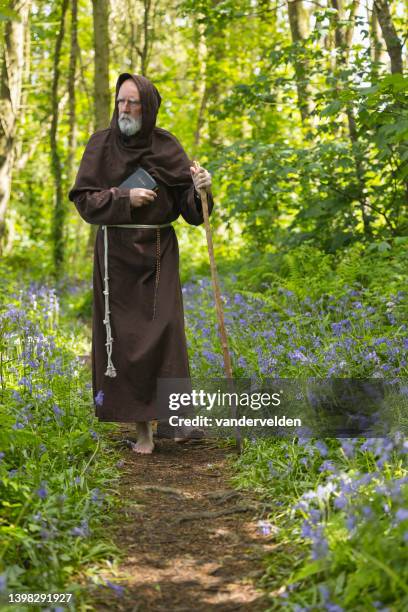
[90,425,276,611]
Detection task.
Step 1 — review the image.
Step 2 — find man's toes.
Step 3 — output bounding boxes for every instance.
[132,441,154,454]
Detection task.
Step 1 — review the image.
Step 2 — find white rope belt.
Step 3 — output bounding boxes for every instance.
[101,223,173,378]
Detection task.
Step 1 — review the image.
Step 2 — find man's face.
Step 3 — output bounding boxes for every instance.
[117,79,142,136]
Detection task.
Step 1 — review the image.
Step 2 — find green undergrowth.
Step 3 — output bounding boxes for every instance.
[231,435,408,612]
[0,267,125,610]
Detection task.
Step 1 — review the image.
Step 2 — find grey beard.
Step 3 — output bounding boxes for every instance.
[118,113,142,136]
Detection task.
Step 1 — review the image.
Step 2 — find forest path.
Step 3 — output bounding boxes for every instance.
[89,425,275,611]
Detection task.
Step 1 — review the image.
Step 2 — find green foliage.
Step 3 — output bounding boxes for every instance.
[0,274,121,604]
[232,435,408,610]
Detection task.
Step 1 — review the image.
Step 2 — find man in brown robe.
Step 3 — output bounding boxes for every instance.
[69,73,214,453]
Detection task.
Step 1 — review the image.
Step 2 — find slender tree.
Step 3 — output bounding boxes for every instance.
[50,0,69,272]
[0,0,30,243]
[88,0,110,250]
[369,3,385,82]
[330,0,374,236]
[67,0,78,184]
[286,0,313,127]
[136,0,153,75]
[92,0,110,129]
[373,0,403,74]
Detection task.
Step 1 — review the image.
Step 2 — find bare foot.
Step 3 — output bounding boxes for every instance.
[133,439,154,454]
[134,421,154,454]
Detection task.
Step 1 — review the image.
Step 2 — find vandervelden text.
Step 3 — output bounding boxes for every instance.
[168,415,302,427]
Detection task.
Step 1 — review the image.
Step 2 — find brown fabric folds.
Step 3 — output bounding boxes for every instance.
[69,73,194,200]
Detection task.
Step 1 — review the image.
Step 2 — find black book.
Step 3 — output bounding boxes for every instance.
[119,167,158,191]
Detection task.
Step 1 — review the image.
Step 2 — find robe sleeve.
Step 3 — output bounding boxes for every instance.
[69,187,133,225]
[175,183,215,226]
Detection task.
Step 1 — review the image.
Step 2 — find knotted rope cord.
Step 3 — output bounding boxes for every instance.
[152,228,161,321]
[102,225,117,378]
[101,223,172,378]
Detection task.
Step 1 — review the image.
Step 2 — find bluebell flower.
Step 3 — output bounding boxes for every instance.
[361,505,373,518]
[395,508,408,523]
[315,440,328,457]
[311,528,329,560]
[105,580,125,596]
[95,390,104,406]
[71,519,90,537]
[318,584,330,601]
[340,439,356,458]
[309,508,321,524]
[334,495,347,510]
[301,520,314,538]
[12,422,25,430]
[36,483,48,499]
[257,520,273,536]
[346,514,357,531]
[319,460,336,473]
[53,404,64,417]
[0,573,7,592]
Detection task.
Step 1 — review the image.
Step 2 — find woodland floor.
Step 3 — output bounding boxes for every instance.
[86,425,277,611]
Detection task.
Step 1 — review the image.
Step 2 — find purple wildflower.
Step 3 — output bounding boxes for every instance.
[346,514,357,530]
[315,440,328,457]
[334,495,347,510]
[340,439,356,458]
[36,483,48,499]
[0,573,7,592]
[395,508,408,523]
[53,404,64,417]
[257,520,273,536]
[319,460,336,473]
[311,527,329,560]
[105,581,125,596]
[71,519,90,537]
[95,390,104,406]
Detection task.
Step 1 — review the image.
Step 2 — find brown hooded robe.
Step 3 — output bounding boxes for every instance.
[69,73,214,422]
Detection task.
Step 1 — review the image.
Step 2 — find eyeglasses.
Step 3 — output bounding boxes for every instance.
[117,98,142,108]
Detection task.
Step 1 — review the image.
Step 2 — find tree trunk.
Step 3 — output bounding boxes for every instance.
[192,16,208,150]
[50,0,69,273]
[369,3,384,82]
[68,0,83,263]
[331,0,373,237]
[0,0,30,243]
[202,0,227,148]
[138,0,151,75]
[286,0,312,127]
[67,0,78,185]
[373,0,403,74]
[88,0,110,250]
[374,0,407,208]
[92,0,110,129]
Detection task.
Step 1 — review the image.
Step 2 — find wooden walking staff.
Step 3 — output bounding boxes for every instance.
[193,160,242,454]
